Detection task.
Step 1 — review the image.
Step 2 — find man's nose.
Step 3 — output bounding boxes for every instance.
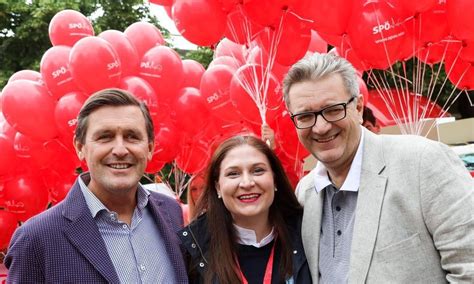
[312,114,331,134]
[111,138,128,157]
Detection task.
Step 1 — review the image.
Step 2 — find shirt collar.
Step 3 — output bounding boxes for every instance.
[313,126,364,193]
[233,224,275,248]
[78,172,150,218]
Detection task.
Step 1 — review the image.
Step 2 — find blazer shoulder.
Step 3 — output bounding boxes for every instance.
[295,170,316,205]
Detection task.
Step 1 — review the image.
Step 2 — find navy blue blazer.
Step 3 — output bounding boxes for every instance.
[5,178,188,283]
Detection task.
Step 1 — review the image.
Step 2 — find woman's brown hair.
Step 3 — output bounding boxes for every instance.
[195,135,303,283]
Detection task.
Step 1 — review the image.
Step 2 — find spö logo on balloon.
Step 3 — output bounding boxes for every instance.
[206,92,221,104]
[69,23,87,29]
[52,66,67,79]
[372,20,397,35]
[140,61,163,72]
[107,60,119,70]
[67,118,77,127]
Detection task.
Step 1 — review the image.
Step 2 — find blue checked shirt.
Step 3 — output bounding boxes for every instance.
[79,173,176,283]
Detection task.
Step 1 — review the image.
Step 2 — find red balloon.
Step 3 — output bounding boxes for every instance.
[398,0,437,14]
[182,59,205,88]
[257,12,312,66]
[48,10,94,46]
[69,37,122,94]
[416,41,449,65]
[225,6,264,45]
[298,0,352,36]
[242,0,288,27]
[99,30,140,76]
[54,91,87,143]
[447,0,474,41]
[347,1,409,69]
[172,0,227,46]
[145,158,165,174]
[40,46,79,99]
[8,70,43,85]
[230,64,283,125]
[208,56,242,70]
[139,45,183,105]
[175,138,211,174]
[172,87,210,136]
[328,46,368,72]
[246,45,289,81]
[119,76,161,126]
[2,80,59,140]
[410,1,449,46]
[200,65,241,122]
[153,121,181,163]
[445,54,474,90]
[41,169,77,204]
[0,134,16,176]
[3,174,50,222]
[124,22,165,59]
[214,38,246,64]
[0,210,18,250]
[307,30,328,54]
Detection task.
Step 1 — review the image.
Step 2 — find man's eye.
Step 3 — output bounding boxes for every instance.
[296,114,313,122]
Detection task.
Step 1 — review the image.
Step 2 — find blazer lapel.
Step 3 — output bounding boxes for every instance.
[349,130,387,283]
[62,182,121,283]
[148,196,188,283]
[301,176,324,282]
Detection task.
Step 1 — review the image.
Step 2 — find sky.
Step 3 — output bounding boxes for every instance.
[149,5,198,50]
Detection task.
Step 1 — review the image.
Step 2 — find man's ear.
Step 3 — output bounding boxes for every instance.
[147,142,154,161]
[74,139,84,161]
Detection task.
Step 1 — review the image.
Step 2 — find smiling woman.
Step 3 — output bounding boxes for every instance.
[178,135,312,284]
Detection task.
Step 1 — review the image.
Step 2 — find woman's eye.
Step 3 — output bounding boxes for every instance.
[254,167,265,174]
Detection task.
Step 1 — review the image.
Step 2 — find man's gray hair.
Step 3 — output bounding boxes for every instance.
[283,53,359,107]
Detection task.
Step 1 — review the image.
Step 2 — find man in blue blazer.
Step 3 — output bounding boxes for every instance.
[5,89,187,283]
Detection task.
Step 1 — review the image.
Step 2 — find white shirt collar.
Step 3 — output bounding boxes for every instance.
[313,126,365,193]
[233,224,275,248]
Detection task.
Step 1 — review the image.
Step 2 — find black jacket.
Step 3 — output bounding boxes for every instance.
[178,213,312,284]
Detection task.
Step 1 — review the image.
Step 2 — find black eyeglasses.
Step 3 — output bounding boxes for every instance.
[290,97,356,129]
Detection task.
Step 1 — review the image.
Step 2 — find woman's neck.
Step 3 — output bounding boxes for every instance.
[234,217,272,243]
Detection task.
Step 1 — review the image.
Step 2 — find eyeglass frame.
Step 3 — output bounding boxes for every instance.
[289,96,356,129]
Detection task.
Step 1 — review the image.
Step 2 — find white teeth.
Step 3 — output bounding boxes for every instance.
[109,164,130,169]
[316,135,336,142]
[238,194,260,200]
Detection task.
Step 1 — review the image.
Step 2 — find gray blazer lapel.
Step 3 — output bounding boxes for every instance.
[62,184,120,283]
[300,176,324,282]
[349,129,387,283]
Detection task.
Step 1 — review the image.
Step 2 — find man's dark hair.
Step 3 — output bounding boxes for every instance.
[74,88,154,144]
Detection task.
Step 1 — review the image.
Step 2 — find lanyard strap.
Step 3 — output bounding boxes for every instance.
[236,241,276,284]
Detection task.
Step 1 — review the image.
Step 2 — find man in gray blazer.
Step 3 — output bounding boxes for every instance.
[283,53,473,283]
[6,89,187,283]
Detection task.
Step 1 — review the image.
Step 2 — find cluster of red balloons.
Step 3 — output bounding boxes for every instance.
[0,9,205,249]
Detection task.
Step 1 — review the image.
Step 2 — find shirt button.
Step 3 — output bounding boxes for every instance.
[140,264,146,271]
[337,230,342,236]
[122,224,127,229]
[336,206,341,211]
[182,231,188,236]
[199,262,205,267]
[191,243,197,249]
[293,250,297,254]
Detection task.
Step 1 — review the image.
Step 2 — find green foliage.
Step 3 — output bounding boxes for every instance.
[183,46,214,69]
[0,0,167,88]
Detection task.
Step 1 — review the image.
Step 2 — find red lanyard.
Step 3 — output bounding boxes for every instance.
[236,241,276,284]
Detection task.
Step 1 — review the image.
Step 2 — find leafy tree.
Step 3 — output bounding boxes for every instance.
[0,0,167,88]
[182,46,214,69]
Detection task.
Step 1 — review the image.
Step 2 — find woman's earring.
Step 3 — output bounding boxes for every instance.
[217,192,222,199]
[274,187,278,192]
